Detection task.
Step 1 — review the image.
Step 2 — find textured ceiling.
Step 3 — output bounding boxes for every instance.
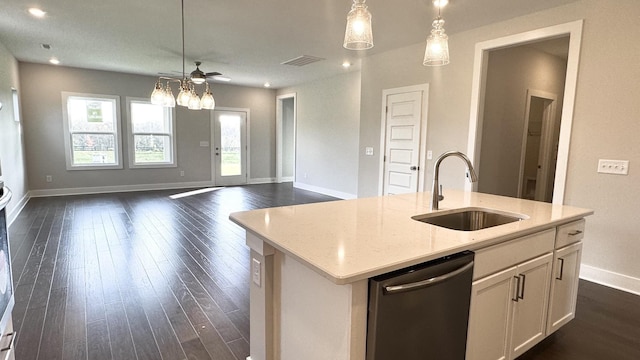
[0,0,581,88]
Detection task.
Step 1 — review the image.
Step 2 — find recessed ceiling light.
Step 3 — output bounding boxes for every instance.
[28,8,47,18]
[49,57,60,65]
[342,61,351,68]
[264,82,271,88]
[433,0,448,7]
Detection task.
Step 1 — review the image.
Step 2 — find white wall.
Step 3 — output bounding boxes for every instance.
[18,63,277,193]
[357,0,640,292]
[478,45,567,198]
[0,41,29,221]
[279,72,361,199]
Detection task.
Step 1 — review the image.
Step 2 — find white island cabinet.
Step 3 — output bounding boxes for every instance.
[230,191,593,360]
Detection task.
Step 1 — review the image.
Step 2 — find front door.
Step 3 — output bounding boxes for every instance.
[213,110,247,186]
[382,90,424,195]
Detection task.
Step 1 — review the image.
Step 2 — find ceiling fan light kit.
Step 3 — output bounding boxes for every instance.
[150,0,221,110]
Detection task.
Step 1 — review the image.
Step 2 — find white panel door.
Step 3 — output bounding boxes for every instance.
[383,91,423,195]
[213,110,247,186]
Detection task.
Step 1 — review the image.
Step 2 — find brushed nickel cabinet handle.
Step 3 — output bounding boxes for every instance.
[556,258,565,280]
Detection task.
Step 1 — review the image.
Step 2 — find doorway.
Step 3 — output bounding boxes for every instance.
[519,91,558,202]
[378,84,429,195]
[467,20,583,204]
[276,93,296,183]
[212,109,248,186]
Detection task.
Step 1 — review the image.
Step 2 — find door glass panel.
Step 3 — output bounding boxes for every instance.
[219,114,242,176]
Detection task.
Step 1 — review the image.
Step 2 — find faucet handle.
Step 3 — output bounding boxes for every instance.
[438,184,444,201]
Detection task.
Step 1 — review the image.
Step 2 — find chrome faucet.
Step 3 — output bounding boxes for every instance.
[431,151,478,210]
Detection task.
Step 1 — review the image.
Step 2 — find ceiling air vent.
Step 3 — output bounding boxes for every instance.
[281,55,325,67]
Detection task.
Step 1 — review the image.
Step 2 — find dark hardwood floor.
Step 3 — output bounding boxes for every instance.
[8,183,338,360]
[8,183,640,359]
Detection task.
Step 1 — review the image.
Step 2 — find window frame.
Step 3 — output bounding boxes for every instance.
[126,97,177,169]
[61,92,123,170]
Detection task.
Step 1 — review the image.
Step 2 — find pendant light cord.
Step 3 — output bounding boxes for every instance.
[181,0,185,78]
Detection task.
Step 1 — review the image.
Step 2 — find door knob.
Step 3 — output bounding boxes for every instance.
[410,166,419,171]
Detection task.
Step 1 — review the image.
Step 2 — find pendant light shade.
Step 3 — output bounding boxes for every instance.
[176,81,191,106]
[151,80,165,105]
[343,0,373,50]
[423,17,450,66]
[200,83,216,110]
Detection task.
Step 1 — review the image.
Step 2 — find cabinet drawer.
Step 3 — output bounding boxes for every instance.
[556,219,585,248]
[473,228,555,280]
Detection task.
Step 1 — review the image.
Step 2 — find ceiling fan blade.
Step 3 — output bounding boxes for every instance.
[205,72,222,77]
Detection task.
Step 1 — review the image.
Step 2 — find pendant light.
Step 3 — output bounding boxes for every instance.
[343,0,374,50]
[423,0,450,66]
[149,0,220,110]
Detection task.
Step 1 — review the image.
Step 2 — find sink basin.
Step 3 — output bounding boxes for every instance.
[412,207,528,231]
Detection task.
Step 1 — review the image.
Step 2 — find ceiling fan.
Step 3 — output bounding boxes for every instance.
[188,61,222,84]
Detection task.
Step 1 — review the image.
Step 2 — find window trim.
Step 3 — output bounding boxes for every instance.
[126,97,177,169]
[61,92,123,170]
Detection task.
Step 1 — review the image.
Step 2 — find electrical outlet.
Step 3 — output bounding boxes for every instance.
[46,175,52,182]
[365,147,374,156]
[597,159,629,175]
[252,258,261,287]
[427,150,433,160]
[180,170,185,177]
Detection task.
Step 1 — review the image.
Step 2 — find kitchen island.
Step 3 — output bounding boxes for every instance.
[230,190,593,360]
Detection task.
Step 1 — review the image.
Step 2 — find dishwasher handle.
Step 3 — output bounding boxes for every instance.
[383,261,474,294]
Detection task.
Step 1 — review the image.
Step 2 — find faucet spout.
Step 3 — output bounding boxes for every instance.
[431,151,478,210]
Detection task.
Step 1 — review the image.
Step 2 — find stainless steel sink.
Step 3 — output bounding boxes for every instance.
[412,207,527,231]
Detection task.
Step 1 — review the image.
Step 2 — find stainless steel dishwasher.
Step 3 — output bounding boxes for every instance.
[366,251,474,360]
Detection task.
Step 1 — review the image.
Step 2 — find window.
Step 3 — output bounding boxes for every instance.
[126,98,176,168]
[61,92,122,170]
[11,88,20,122]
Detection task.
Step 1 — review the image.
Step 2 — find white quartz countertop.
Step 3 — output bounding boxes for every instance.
[229,190,593,285]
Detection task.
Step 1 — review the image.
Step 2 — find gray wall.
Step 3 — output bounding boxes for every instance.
[478,45,567,198]
[19,63,276,192]
[0,41,28,220]
[279,72,361,197]
[357,0,640,286]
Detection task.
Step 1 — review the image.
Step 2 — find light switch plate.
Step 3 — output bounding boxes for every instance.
[597,159,629,175]
[252,258,261,287]
[365,147,374,156]
[199,141,209,147]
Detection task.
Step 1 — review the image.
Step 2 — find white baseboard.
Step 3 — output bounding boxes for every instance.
[248,177,277,185]
[580,264,640,296]
[7,191,31,227]
[29,181,216,198]
[277,176,294,183]
[293,182,357,200]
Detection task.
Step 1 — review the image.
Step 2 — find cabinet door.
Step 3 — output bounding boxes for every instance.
[509,253,553,359]
[466,266,517,360]
[547,242,582,334]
